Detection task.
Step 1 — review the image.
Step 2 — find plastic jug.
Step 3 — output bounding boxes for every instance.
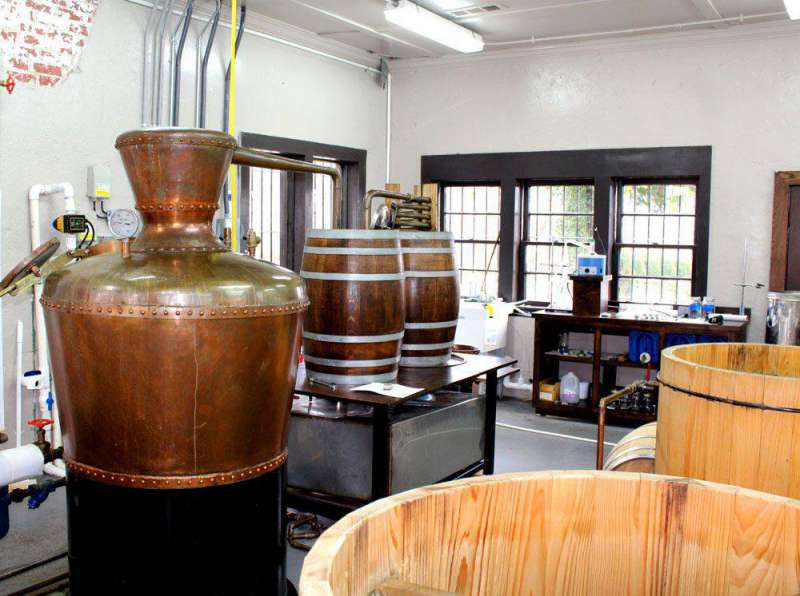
[560,372,580,405]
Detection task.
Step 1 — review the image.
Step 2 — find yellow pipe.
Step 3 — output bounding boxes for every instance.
[228,0,238,253]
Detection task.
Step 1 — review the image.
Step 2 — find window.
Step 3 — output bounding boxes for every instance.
[522,183,594,303]
[442,185,501,298]
[616,182,697,305]
[311,158,341,229]
[248,167,282,263]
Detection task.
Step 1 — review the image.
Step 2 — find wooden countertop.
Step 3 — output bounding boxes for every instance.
[531,309,748,335]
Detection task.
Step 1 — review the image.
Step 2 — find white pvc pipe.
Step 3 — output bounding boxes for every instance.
[43,459,66,478]
[29,182,74,448]
[0,444,44,486]
[15,321,22,448]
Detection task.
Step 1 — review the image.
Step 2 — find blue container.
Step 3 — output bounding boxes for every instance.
[628,331,660,365]
[665,333,696,348]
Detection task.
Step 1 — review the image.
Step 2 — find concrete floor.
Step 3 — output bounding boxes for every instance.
[0,397,630,595]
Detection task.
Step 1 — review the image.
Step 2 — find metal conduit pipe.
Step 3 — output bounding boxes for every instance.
[234,148,343,218]
[195,0,220,128]
[153,0,176,125]
[363,189,412,228]
[140,0,161,126]
[170,0,193,125]
[222,3,247,134]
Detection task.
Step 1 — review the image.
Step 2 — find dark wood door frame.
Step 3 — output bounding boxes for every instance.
[769,171,800,291]
[239,132,367,271]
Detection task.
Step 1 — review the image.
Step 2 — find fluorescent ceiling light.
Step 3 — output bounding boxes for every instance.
[785,0,800,19]
[385,1,485,53]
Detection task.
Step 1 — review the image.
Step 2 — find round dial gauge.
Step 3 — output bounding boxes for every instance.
[107,208,141,240]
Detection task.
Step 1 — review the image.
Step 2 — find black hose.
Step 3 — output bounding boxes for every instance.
[198,0,220,128]
[171,0,194,125]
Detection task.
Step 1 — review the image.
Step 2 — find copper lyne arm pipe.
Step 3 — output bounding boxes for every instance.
[363,189,413,228]
[233,147,343,223]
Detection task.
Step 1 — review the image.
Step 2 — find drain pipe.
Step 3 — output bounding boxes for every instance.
[170,0,193,126]
[28,183,75,448]
[15,321,22,448]
[195,0,220,128]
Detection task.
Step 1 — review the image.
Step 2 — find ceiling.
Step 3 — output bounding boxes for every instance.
[242,0,790,59]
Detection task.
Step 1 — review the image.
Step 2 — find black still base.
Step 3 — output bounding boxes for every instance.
[66,464,291,596]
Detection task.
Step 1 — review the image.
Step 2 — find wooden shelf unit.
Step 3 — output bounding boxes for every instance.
[531,310,749,424]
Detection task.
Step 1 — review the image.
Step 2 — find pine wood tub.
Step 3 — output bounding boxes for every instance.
[300,471,800,595]
[657,342,800,499]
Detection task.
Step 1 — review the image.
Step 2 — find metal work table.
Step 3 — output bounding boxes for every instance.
[290,353,517,517]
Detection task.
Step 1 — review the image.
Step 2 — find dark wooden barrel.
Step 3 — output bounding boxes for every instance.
[301,230,405,384]
[399,232,460,367]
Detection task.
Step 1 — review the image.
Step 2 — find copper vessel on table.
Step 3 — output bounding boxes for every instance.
[41,128,341,594]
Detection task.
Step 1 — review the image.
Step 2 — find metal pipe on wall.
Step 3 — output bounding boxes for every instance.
[140,0,161,126]
[223,3,247,134]
[195,0,220,128]
[170,0,194,125]
[153,0,175,126]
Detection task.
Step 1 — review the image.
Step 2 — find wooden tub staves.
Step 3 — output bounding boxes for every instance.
[299,471,800,595]
[656,342,800,499]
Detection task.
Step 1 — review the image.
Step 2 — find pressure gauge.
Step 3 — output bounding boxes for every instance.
[107,208,141,239]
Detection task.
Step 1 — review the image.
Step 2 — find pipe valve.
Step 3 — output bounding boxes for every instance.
[1,74,15,95]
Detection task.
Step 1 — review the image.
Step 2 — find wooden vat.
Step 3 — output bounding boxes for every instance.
[300,471,800,595]
[603,422,656,473]
[301,230,405,385]
[399,232,459,367]
[657,342,800,498]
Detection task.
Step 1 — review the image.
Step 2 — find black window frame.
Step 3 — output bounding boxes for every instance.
[613,177,700,306]
[239,132,367,272]
[422,146,711,304]
[440,182,503,298]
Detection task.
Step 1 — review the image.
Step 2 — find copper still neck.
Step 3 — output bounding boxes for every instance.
[116,128,344,254]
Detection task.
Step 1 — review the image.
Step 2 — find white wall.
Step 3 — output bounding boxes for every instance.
[0,0,387,446]
[390,23,800,346]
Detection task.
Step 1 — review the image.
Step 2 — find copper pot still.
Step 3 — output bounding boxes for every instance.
[41,129,340,594]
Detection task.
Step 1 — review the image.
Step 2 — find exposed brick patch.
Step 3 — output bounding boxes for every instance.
[1,0,98,88]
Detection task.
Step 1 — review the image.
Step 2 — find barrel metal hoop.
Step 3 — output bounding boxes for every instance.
[657,374,800,413]
[303,247,400,255]
[306,229,399,239]
[303,331,404,343]
[308,371,398,385]
[604,448,656,471]
[399,355,451,366]
[399,231,454,240]
[404,320,458,330]
[303,355,401,368]
[404,270,459,278]
[40,297,310,320]
[300,271,403,282]
[402,341,454,351]
[401,248,455,254]
[65,451,287,489]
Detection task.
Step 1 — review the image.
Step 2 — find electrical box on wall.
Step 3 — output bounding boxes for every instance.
[87,164,111,200]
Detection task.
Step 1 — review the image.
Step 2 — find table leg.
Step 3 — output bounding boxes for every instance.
[483,369,498,475]
[371,405,392,501]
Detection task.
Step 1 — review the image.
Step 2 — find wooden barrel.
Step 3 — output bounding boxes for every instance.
[657,342,800,498]
[399,232,459,367]
[300,471,800,595]
[301,230,404,385]
[603,422,656,473]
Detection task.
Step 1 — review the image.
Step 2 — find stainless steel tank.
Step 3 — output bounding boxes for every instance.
[767,291,800,345]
